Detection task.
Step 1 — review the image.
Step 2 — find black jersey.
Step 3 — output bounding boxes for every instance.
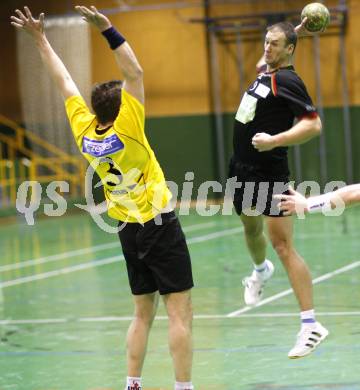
[232,65,317,176]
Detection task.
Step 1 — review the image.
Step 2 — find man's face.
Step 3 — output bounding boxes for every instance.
[264,29,293,68]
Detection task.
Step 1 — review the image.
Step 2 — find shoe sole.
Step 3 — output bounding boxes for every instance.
[288,329,329,359]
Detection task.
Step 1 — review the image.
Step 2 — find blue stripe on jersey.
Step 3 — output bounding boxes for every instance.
[82,134,124,157]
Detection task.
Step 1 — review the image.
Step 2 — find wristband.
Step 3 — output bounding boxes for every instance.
[306,193,333,214]
[101,26,126,50]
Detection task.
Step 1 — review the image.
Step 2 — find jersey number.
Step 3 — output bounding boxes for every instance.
[99,157,123,187]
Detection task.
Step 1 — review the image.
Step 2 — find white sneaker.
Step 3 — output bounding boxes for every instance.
[242,260,274,306]
[126,381,142,390]
[288,322,329,359]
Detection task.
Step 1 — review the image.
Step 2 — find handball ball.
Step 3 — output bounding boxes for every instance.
[301,2,330,32]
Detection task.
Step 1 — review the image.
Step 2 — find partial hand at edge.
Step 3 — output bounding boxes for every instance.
[75,5,111,32]
[273,186,308,216]
[295,17,327,37]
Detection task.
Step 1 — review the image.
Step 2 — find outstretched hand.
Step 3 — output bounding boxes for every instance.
[75,5,111,32]
[10,6,45,39]
[273,187,307,216]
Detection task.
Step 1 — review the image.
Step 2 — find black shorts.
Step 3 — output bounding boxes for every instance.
[117,211,194,295]
[229,159,290,217]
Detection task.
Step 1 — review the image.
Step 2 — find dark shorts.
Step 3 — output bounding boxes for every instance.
[117,211,194,295]
[228,159,290,217]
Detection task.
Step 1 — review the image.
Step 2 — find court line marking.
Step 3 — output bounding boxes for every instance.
[1,311,360,326]
[0,227,243,289]
[78,311,360,322]
[227,260,360,317]
[0,256,122,289]
[3,220,353,274]
[0,221,218,273]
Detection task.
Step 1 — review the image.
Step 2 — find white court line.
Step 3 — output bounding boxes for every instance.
[4,220,345,275]
[185,227,242,244]
[0,221,217,273]
[183,221,217,232]
[2,221,352,274]
[0,243,120,273]
[2,311,360,326]
[78,311,360,322]
[227,260,360,317]
[0,226,243,289]
[0,256,122,288]
[0,318,69,325]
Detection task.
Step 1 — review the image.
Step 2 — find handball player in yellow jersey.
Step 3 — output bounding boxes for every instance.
[11,6,194,390]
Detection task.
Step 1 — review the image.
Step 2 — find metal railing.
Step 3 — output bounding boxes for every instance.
[0,114,86,208]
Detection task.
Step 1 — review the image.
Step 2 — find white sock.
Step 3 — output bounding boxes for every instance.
[254,259,270,279]
[175,381,194,390]
[300,309,316,329]
[254,259,267,271]
[125,376,142,390]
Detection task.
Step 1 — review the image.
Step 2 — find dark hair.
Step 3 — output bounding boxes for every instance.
[91,80,123,125]
[267,22,297,54]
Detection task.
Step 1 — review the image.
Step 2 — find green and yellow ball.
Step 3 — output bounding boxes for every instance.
[301,2,330,32]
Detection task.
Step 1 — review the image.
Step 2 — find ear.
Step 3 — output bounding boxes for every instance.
[287,44,295,55]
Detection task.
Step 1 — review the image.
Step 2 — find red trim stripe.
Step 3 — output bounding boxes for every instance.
[271,73,277,96]
[297,112,319,120]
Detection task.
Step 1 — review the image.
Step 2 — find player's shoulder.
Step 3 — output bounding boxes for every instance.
[65,94,86,106]
[113,88,145,136]
[65,95,91,116]
[275,67,306,89]
[122,88,144,110]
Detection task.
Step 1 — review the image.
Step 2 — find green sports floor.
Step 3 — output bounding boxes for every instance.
[1,207,360,390]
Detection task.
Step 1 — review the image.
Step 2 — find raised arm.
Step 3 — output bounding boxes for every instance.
[75,5,144,104]
[10,7,80,100]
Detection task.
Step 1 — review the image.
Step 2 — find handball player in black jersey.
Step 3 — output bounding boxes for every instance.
[229,21,329,358]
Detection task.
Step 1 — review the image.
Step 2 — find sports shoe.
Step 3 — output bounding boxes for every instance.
[242,259,274,305]
[126,381,141,390]
[288,322,329,359]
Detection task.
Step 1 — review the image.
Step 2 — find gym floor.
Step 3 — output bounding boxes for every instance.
[1,207,360,389]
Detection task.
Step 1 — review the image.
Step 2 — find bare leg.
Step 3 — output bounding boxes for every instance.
[240,212,267,265]
[163,289,193,382]
[266,216,313,311]
[126,292,159,376]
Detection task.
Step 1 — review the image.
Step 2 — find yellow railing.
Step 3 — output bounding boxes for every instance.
[0,114,87,208]
[0,114,73,159]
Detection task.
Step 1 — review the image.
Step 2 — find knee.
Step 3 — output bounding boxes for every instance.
[134,307,157,327]
[168,302,193,330]
[271,239,292,261]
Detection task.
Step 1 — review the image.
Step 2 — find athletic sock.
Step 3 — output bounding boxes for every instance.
[125,376,142,390]
[254,259,269,279]
[300,309,316,329]
[175,381,194,390]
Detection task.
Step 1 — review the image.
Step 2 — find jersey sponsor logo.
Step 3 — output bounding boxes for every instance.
[82,134,124,157]
[235,92,258,124]
[254,83,271,98]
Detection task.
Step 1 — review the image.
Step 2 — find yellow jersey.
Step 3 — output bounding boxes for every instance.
[65,89,172,223]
